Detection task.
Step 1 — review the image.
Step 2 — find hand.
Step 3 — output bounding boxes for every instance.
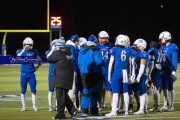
[35,66,39,71]
[108,75,111,83]
[148,73,152,81]
[136,77,140,83]
[129,74,135,84]
[52,44,56,51]
[171,71,176,79]
[23,45,30,51]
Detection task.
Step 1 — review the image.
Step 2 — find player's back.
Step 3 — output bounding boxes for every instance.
[111,47,131,71]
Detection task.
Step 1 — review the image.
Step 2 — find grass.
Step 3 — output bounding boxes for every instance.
[0,64,180,120]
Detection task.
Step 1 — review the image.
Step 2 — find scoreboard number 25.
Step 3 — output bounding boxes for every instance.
[50,16,62,29]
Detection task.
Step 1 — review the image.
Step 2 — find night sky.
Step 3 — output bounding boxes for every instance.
[0,0,180,56]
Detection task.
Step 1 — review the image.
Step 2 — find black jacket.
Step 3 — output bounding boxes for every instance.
[47,46,74,90]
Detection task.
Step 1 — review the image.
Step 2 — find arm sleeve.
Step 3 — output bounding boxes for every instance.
[108,56,114,77]
[172,51,178,72]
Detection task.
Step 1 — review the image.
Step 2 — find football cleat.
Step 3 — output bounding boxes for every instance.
[105,111,117,116]
[134,110,144,115]
[21,106,26,111]
[33,106,38,111]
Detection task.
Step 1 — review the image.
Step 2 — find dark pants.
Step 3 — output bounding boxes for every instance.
[56,88,76,117]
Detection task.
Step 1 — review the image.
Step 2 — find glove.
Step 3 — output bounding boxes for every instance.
[136,77,140,83]
[171,71,176,79]
[108,75,111,83]
[24,45,30,51]
[148,73,152,81]
[129,74,135,84]
[52,44,56,51]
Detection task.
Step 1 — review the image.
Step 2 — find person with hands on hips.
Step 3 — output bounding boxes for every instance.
[16,37,41,112]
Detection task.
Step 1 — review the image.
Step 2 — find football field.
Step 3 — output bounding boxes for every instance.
[0,64,180,120]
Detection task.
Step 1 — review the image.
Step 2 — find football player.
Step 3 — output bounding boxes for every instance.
[46,39,58,111]
[105,34,131,116]
[159,31,178,111]
[16,37,41,111]
[97,31,114,110]
[133,39,148,115]
[147,41,162,113]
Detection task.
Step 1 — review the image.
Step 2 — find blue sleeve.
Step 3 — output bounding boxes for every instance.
[46,50,50,56]
[16,49,22,55]
[172,46,178,72]
[109,48,116,56]
[93,51,106,67]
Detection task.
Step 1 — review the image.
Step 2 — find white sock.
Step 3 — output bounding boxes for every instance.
[163,89,168,106]
[129,94,134,105]
[32,94,36,107]
[144,93,148,111]
[169,90,175,107]
[48,91,53,106]
[21,93,26,107]
[123,92,129,111]
[168,91,171,106]
[112,93,119,112]
[139,94,145,111]
[154,90,160,106]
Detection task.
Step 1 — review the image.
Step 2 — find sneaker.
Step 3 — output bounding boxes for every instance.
[52,116,66,120]
[150,105,162,113]
[49,105,53,112]
[149,107,155,112]
[161,105,168,111]
[118,108,125,113]
[124,111,128,116]
[128,105,133,113]
[144,110,149,114]
[21,106,26,111]
[134,110,144,115]
[105,111,117,116]
[166,106,174,112]
[33,106,38,111]
[71,110,77,117]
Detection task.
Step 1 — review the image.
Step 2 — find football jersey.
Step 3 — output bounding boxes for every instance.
[147,48,161,68]
[134,50,148,75]
[16,49,39,73]
[110,47,131,71]
[97,42,114,68]
[161,43,178,71]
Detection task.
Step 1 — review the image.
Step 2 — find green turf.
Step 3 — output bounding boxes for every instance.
[0,64,180,120]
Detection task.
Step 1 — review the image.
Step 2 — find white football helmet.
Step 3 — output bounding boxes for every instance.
[146,81,156,95]
[23,37,34,49]
[116,34,127,46]
[79,37,87,46]
[159,31,171,44]
[124,35,130,47]
[136,38,147,50]
[98,31,109,38]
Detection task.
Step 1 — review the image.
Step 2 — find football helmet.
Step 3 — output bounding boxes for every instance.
[136,38,147,51]
[23,37,34,49]
[159,31,171,44]
[116,34,127,46]
[124,35,130,47]
[146,81,156,95]
[98,31,109,45]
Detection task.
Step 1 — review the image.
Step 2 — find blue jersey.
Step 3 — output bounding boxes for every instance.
[161,43,178,72]
[16,49,39,73]
[110,47,131,71]
[45,49,54,74]
[134,51,148,75]
[97,42,114,68]
[147,48,161,68]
